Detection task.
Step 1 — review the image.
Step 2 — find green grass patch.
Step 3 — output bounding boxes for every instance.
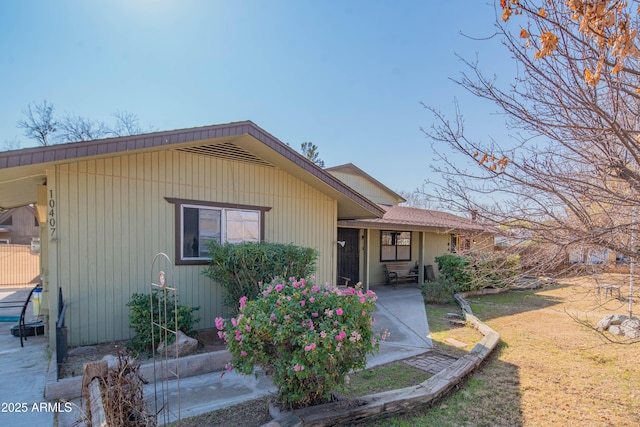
[365,343,522,427]
[337,361,431,398]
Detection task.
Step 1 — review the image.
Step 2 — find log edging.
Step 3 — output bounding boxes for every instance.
[265,291,500,426]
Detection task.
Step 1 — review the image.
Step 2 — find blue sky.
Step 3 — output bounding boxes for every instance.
[0,1,516,194]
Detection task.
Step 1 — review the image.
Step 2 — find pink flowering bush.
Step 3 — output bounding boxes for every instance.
[215,277,381,409]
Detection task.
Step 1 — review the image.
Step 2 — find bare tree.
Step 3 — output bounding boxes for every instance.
[110,110,144,137]
[423,1,640,315]
[398,184,434,209]
[17,100,57,146]
[15,101,150,146]
[58,113,110,142]
[1,137,22,151]
[300,142,325,168]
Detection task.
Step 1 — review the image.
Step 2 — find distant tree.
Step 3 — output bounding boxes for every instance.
[17,100,58,146]
[58,113,110,142]
[398,184,434,209]
[1,137,22,151]
[15,100,150,146]
[109,110,144,137]
[300,142,325,168]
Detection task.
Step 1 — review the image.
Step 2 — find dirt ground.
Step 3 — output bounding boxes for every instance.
[60,328,226,378]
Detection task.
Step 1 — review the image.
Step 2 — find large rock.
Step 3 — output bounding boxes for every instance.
[101,354,119,369]
[620,319,640,339]
[596,314,629,330]
[157,331,198,357]
[101,354,134,370]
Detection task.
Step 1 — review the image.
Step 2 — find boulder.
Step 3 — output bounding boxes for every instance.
[596,314,629,330]
[157,331,198,357]
[608,325,622,335]
[101,354,134,370]
[620,319,640,339]
[101,354,119,369]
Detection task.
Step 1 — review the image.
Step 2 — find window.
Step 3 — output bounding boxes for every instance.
[460,237,471,252]
[380,230,411,261]
[450,234,470,253]
[166,198,271,265]
[450,234,458,253]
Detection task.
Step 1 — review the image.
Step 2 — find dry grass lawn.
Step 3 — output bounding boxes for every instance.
[177,274,640,426]
[375,273,640,426]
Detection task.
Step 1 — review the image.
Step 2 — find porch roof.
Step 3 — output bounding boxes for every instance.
[338,204,487,233]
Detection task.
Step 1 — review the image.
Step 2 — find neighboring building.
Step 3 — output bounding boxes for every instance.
[0,205,39,245]
[0,121,490,348]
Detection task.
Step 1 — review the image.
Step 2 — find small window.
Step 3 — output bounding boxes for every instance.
[381,230,411,261]
[460,237,471,252]
[0,216,12,226]
[450,234,458,253]
[166,198,271,265]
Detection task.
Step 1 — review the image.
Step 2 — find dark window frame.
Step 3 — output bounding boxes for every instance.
[380,230,412,262]
[165,198,271,265]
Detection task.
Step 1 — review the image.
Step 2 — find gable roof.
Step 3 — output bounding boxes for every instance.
[0,121,384,220]
[338,204,486,233]
[325,163,406,205]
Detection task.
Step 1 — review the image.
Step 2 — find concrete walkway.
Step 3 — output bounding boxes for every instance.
[141,284,434,425]
[0,288,54,427]
[5,284,433,426]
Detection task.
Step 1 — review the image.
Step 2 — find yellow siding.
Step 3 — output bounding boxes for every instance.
[328,171,398,205]
[51,151,337,346]
[367,229,450,285]
[423,233,450,276]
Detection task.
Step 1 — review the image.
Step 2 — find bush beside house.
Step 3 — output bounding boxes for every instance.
[203,241,318,314]
[215,277,382,409]
[423,253,520,303]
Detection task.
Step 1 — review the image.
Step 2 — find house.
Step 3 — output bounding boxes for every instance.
[0,205,39,245]
[0,121,489,348]
[326,163,491,286]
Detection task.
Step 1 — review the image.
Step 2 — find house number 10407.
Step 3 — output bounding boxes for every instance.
[48,189,56,238]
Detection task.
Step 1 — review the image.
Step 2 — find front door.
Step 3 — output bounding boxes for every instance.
[337,228,359,285]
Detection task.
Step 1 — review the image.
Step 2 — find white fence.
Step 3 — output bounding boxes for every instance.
[0,244,40,288]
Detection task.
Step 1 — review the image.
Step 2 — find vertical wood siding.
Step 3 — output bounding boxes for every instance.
[53,151,336,345]
[327,171,398,205]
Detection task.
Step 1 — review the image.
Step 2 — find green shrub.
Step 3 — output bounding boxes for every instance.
[126,291,200,353]
[203,241,318,314]
[421,277,459,303]
[435,253,472,288]
[215,277,383,409]
[434,253,520,293]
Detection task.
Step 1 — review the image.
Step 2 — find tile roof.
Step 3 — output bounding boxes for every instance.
[338,204,486,232]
